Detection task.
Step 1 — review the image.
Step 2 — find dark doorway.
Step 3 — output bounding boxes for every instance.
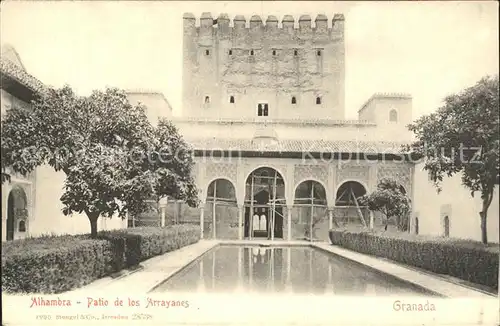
[7,192,15,241]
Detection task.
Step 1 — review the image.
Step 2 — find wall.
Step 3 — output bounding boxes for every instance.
[412,162,499,243]
[126,92,173,127]
[358,94,414,142]
[172,118,412,144]
[183,13,345,120]
[28,165,127,237]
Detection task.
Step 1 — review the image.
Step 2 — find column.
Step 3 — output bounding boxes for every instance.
[200,203,205,239]
[160,207,166,227]
[238,205,244,240]
[328,207,333,230]
[287,206,292,240]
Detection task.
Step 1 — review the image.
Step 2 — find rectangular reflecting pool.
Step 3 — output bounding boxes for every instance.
[152,246,438,296]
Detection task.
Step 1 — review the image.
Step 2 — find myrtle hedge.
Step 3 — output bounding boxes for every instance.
[1,225,200,294]
[329,229,499,290]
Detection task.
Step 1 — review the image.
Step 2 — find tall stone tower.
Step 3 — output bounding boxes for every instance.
[182,13,346,120]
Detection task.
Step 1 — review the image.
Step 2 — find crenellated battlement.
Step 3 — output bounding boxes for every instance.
[183,12,345,36]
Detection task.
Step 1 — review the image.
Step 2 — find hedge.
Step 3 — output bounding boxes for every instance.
[329,229,499,290]
[1,225,200,294]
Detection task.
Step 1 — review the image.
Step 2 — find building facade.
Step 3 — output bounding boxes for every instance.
[168,13,416,241]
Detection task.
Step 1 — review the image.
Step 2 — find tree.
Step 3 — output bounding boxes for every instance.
[406,75,499,244]
[358,178,411,231]
[1,85,199,238]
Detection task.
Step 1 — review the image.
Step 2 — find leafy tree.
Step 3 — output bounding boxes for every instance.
[406,75,499,244]
[1,85,199,238]
[358,178,411,231]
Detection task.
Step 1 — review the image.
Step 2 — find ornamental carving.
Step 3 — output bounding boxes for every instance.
[294,164,328,187]
[205,162,238,186]
[336,163,369,186]
[377,164,412,193]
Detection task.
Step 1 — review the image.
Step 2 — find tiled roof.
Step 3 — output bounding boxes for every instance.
[186,137,409,154]
[0,56,47,94]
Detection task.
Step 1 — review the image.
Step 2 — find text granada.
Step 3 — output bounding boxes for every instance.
[30,297,72,308]
[393,300,436,312]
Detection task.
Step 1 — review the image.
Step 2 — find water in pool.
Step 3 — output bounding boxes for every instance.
[152,246,436,296]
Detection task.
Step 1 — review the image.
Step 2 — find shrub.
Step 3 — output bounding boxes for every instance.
[1,235,114,294]
[98,224,200,266]
[2,224,201,294]
[329,230,499,290]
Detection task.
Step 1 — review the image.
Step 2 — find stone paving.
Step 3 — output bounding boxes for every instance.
[65,239,497,299]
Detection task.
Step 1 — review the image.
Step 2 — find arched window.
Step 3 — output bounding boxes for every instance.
[229,96,235,104]
[294,50,298,56]
[272,50,276,56]
[335,181,367,206]
[250,50,254,56]
[317,50,321,56]
[205,49,210,56]
[204,96,210,104]
[18,220,26,232]
[291,96,297,104]
[389,109,398,122]
[228,49,233,55]
[316,97,321,105]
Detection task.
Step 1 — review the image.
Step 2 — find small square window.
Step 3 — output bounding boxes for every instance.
[272,50,276,56]
[229,96,235,104]
[250,50,254,56]
[294,50,298,56]
[291,97,297,104]
[205,49,210,56]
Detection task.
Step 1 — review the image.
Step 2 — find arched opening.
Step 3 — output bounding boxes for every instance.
[250,50,254,56]
[6,186,28,241]
[291,96,297,105]
[206,179,237,239]
[335,181,369,226]
[293,180,328,241]
[389,109,398,122]
[228,49,233,55]
[204,96,210,104]
[205,49,210,56]
[316,97,321,105]
[245,167,285,239]
[443,215,450,237]
[229,95,235,104]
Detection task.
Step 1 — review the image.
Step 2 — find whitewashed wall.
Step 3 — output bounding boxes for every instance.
[412,162,499,243]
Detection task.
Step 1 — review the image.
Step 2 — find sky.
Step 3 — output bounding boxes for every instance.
[1,1,498,119]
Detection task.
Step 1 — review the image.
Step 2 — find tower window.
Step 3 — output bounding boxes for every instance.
[205,49,210,56]
[317,50,321,56]
[291,96,297,104]
[272,50,276,56]
[294,50,298,56]
[257,103,269,117]
[229,96,235,104]
[316,97,321,105]
[250,50,254,56]
[389,109,398,122]
[204,96,210,104]
[229,49,232,55]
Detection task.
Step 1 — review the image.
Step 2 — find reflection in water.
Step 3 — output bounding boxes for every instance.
[153,246,434,296]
